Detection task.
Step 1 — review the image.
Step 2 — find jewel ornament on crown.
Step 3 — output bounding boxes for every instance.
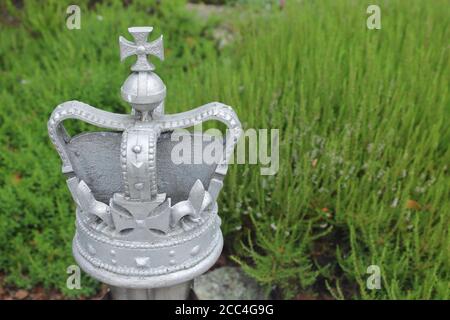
[47,26,242,288]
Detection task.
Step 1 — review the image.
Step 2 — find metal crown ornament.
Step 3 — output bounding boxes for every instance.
[48,27,241,298]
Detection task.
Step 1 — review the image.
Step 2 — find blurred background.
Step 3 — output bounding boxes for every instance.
[0,0,449,299]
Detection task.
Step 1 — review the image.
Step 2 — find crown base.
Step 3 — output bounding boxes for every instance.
[73,233,222,289]
[73,213,223,288]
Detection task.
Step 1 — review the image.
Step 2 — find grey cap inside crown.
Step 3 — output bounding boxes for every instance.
[66,131,219,204]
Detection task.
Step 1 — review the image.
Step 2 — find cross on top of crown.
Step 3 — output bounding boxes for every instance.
[119,26,164,72]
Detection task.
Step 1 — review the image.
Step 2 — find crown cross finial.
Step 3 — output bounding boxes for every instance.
[119,26,164,72]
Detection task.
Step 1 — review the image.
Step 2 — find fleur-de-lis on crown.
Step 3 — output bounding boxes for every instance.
[119,26,164,72]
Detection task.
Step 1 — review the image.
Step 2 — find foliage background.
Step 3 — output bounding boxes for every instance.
[0,0,448,299]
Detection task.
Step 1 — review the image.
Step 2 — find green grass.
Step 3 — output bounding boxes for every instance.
[0,0,449,299]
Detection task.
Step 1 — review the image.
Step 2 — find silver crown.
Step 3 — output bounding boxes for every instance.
[47,26,242,289]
